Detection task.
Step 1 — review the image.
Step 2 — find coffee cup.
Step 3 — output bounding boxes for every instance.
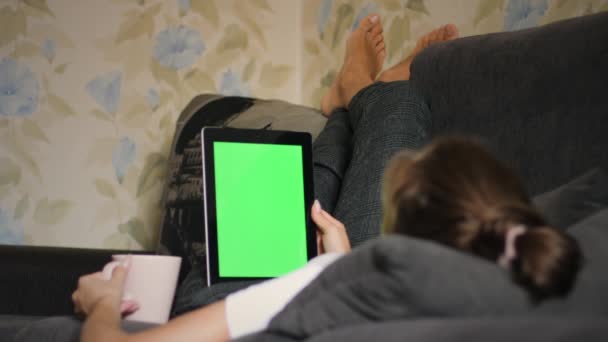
[102,254,181,324]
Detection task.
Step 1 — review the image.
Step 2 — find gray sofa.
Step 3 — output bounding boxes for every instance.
[235,12,608,341]
[2,11,608,342]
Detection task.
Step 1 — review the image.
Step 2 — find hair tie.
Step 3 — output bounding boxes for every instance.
[498,225,527,269]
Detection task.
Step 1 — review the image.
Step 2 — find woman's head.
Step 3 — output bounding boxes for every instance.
[382,137,581,300]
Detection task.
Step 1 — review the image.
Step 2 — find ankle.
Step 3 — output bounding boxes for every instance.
[377,70,392,83]
[339,71,373,108]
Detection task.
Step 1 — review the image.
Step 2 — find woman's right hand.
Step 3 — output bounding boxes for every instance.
[72,261,128,316]
[311,200,351,254]
[72,256,139,316]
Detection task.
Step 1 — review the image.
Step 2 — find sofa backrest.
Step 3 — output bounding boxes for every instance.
[410,12,608,195]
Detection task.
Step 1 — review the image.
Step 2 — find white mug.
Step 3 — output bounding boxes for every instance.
[103,254,181,324]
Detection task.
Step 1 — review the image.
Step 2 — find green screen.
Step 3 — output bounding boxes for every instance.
[213,141,308,277]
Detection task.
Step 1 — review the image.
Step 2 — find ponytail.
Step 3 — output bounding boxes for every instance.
[469,205,581,300]
[510,226,581,300]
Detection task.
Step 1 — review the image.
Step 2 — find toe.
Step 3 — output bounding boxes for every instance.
[378,49,386,61]
[373,34,383,46]
[419,31,433,48]
[370,23,383,37]
[359,14,380,32]
[422,26,443,47]
[445,24,459,39]
[440,25,449,40]
[431,27,442,42]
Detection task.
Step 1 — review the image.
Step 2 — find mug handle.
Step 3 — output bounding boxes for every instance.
[102,260,121,280]
[101,260,139,314]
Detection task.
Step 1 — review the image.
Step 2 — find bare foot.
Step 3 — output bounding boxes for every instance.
[320,14,386,116]
[378,24,458,82]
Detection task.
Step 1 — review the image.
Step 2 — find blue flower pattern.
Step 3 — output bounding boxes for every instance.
[317,0,333,37]
[504,0,549,31]
[178,0,190,13]
[86,71,122,114]
[0,208,24,245]
[219,69,250,97]
[42,39,56,62]
[154,26,205,70]
[0,58,39,117]
[146,88,160,110]
[112,137,137,184]
[352,3,378,30]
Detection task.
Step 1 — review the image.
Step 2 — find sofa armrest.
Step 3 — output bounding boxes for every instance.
[0,245,151,316]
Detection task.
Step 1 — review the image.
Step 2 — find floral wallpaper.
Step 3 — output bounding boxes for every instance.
[1,0,606,250]
[0,0,301,249]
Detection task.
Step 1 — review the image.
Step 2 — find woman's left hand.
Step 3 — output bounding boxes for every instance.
[72,258,130,316]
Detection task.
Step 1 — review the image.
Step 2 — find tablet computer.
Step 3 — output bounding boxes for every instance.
[201,127,317,286]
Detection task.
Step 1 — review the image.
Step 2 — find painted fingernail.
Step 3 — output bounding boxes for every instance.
[126,300,139,311]
[313,200,322,213]
[447,24,457,36]
[121,300,139,314]
[370,15,379,23]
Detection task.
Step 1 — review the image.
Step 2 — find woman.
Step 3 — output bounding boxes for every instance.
[68,15,580,342]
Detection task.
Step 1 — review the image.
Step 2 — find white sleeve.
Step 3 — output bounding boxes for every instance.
[225,252,343,339]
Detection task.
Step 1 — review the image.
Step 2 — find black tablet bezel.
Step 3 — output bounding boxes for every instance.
[201,127,317,286]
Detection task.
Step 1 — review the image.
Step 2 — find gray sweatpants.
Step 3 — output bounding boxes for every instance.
[313,80,430,245]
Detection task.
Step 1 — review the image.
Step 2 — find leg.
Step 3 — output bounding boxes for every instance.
[321,14,386,116]
[327,25,460,245]
[312,109,353,213]
[314,13,388,210]
[333,81,432,246]
[378,24,458,82]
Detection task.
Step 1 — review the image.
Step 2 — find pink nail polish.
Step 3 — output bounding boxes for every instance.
[127,302,139,312]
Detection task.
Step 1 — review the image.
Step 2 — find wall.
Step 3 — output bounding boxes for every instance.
[1,0,606,250]
[0,0,302,249]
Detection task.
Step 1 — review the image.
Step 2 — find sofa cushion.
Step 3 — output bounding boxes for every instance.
[12,316,156,342]
[0,316,43,342]
[238,318,608,342]
[533,168,608,230]
[535,208,608,315]
[265,236,532,339]
[265,209,608,338]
